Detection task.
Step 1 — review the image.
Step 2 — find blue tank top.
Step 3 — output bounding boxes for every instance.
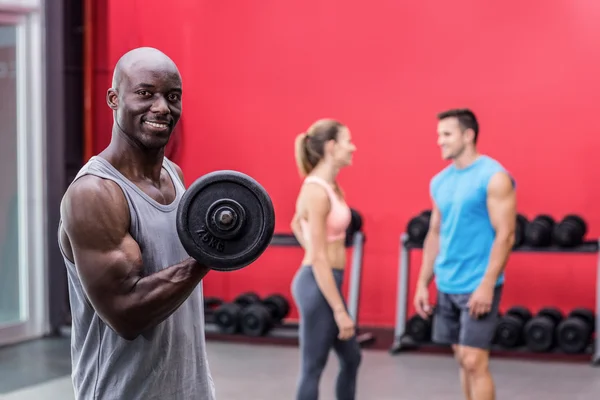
[430,155,514,294]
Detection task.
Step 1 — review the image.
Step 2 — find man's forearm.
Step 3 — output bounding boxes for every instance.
[116,259,208,339]
[481,232,514,287]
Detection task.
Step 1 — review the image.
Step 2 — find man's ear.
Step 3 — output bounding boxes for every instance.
[106,88,119,110]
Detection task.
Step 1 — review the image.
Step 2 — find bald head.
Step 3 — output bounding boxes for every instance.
[106,47,183,149]
[111,47,181,89]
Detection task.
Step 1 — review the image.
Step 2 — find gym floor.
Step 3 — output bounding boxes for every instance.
[0,335,599,399]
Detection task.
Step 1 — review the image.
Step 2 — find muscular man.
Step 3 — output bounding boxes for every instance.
[59,47,216,400]
[413,109,516,400]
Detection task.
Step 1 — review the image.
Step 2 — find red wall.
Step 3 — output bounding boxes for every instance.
[91,1,600,327]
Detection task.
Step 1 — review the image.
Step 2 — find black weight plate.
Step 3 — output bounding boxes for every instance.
[557,318,592,354]
[234,292,261,307]
[407,215,429,243]
[176,170,276,272]
[263,294,290,321]
[514,214,528,247]
[569,308,595,329]
[406,315,432,343]
[506,306,532,322]
[214,303,242,334]
[564,214,587,236]
[240,304,273,337]
[537,307,563,324]
[496,315,524,348]
[420,209,432,219]
[524,317,555,352]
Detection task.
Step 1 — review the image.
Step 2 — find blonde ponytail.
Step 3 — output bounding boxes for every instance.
[294,119,344,178]
[294,133,312,177]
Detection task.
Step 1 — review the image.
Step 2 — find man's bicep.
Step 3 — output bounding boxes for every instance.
[487,172,517,232]
[62,178,144,312]
[428,200,441,234]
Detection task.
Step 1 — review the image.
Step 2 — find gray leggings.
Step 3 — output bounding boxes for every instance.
[291,266,362,400]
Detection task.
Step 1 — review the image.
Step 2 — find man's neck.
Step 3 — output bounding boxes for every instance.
[453,149,480,169]
[101,128,165,183]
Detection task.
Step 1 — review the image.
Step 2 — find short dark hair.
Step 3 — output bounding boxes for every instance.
[437,108,479,144]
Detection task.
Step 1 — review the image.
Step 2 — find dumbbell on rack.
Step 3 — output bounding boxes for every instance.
[495,306,532,348]
[213,292,262,334]
[524,215,555,247]
[406,210,432,245]
[514,214,529,248]
[524,307,563,353]
[240,294,291,337]
[552,215,587,248]
[556,308,595,354]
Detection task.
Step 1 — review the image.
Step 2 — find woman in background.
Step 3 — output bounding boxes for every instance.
[290,118,362,400]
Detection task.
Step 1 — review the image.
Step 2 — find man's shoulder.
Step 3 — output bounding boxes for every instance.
[430,164,454,186]
[61,175,127,223]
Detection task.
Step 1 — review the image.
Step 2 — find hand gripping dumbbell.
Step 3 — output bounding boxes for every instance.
[406,314,433,343]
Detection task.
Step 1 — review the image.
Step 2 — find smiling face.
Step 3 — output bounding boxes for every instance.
[107,48,183,150]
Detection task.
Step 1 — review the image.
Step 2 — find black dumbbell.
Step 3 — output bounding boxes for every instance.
[406,314,432,343]
[524,307,563,352]
[234,292,261,307]
[495,306,532,348]
[406,210,432,245]
[524,215,555,247]
[262,294,291,323]
[552,215,587,248]
[556,308,595,354]
[213,302,243,334]
[240,294,291,337]
[345,209,364,247]
[514,214,529,248]
[213,292,262,334]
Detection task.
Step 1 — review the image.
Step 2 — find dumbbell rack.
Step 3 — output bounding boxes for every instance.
[389,232,600,366]
[205,231,375,347]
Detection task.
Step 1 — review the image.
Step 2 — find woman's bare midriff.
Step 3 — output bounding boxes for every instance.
[301,237,347,270]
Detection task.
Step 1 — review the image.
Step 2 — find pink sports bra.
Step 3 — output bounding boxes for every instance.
[299,176,352,243]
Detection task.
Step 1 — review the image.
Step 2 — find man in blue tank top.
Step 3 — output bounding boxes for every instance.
[413,108,516,400]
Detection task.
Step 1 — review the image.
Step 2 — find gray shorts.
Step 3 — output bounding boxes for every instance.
[432,285,503,350]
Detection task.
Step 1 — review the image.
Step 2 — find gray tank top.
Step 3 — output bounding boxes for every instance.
[59,156,216,400]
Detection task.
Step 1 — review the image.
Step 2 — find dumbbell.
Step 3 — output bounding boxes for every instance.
[524,307,563,352]
[406,314,432,343]
[556,308,595,354]
[495,306,532,348]
[514,214,529,248]
[406,210,432,245]
[176,170,276,272]
[345,208,364,247]
[213,292,262,334]
[524,215,555,247]
[552,215,587,248]
[240,294,291,337]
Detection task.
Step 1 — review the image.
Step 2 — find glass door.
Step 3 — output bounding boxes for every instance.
[0,11,49,346]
